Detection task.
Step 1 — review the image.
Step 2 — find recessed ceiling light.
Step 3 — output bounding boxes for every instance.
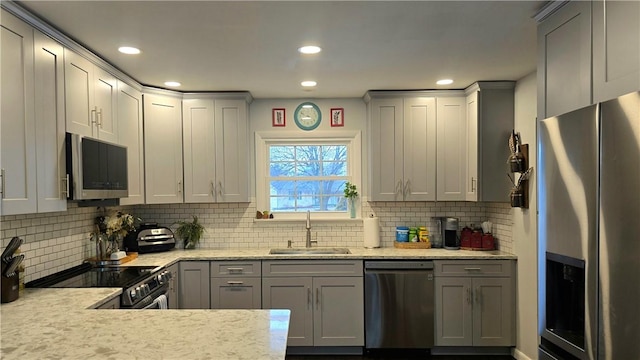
[436,79,454,85]
[298,45,322,54]
[301,81,317,87]
[302,104,313,109]
[118,46,140,55]
[164,81,181,87]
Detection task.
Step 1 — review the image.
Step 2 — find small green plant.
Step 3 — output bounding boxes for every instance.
[174,216,205,249]
[344,182,358,199]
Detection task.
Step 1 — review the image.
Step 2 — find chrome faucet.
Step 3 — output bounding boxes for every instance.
[305,210,317,248]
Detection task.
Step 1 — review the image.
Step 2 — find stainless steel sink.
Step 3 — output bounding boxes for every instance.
[269,248,351,255]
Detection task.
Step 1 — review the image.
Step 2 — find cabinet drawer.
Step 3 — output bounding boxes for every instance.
[211,261,261,277]
[262,260,363,277]
[434,260,513,277]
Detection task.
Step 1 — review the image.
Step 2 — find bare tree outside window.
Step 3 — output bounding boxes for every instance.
[269,144,349,212]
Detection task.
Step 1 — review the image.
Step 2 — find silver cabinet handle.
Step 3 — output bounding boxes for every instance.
[97,108,103,127]
[404,180,410,197]
[475,286,481,305]
[218,181,223,196]
[226,281,244,285]
[396,180,403,199]
[177,180,182,194]
[307,287,312,310]
[227,267,243,273]
[210,181,215,196]
[91,106,98,124]
[0,168,5,198]
[316,288,320,310]
[466,287,471,305]
[464,267,482,272]
[471,177,476,192]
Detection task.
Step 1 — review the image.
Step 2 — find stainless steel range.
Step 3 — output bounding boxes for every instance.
[26,263,173,309]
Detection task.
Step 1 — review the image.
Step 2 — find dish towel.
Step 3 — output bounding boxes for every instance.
[156,294,168,309]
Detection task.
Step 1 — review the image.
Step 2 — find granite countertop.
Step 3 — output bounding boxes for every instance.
[0,288,290,360]
[126,247,516,267]
[1,247,512,359]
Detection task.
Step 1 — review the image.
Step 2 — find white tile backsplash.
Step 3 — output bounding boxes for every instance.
[0,199,514,283]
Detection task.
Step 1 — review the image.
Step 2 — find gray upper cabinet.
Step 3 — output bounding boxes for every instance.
[34,31,67,213]
[464,82,515,202]
[143,92,184,204]
[436,96,466,201]
[64,50,118,142]
[537,0,592,119]
[367,94,437,201]
[1,10,36,216]
[117,81,144,205]
[592,0,640,103]
[182,95,250,204]
[179,261,210,309]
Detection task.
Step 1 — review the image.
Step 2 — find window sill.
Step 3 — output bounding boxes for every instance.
[253,218,362,224]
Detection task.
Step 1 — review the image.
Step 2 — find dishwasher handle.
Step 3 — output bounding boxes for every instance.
[365,261,433,270]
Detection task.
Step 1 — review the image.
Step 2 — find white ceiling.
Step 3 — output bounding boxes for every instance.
[17,1,545,99]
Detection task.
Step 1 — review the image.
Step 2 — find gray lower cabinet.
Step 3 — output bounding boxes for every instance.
[262,260,364,347]
[434,260,515,347]
[167,263,179,309]
[179,261,210,309]
[210,261,261,309]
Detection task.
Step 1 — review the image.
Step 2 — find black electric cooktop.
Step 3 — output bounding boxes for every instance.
[26,263,160,289]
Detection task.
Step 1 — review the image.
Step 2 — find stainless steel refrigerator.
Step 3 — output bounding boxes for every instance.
[538,91,640,360]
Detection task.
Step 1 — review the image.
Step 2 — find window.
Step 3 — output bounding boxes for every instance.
[256,131,361,219]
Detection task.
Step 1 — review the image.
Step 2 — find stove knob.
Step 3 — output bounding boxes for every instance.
[156,274,164,285]
[135,286,142,299]
[141,285,148,296]
[130,289,137,300]
[165,271,172,280]
[144,284,151,295]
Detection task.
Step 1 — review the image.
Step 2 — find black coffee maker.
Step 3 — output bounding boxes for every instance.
[433,217,460,250]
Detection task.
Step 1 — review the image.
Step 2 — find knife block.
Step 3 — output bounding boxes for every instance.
[1,263,19,303]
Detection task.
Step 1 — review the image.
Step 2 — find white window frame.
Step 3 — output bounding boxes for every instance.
[255,130,362,220]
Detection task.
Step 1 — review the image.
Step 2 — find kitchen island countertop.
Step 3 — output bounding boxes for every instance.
[0,287,290,360]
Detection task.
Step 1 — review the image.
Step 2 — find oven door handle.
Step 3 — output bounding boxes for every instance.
[142,293,168,310]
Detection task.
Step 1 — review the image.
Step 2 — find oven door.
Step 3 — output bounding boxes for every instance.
[126,284,170,310]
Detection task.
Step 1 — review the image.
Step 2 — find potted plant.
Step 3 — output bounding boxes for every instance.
[174,216,205,249]
[344,182,359,218]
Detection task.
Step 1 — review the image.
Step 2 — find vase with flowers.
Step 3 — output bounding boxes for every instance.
[96,210,138,257]
[344,182,359,219]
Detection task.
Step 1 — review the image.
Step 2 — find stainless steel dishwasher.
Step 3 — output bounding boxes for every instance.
[364,261,434,349]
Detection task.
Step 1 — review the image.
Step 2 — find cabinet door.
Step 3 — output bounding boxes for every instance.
[167,263,179,309]
[472,277,514,346]
[179,261,210,309]
[262,277,313,346]
[117,81,144,205]
[211,277,261,309]
[403,97,436,201]
[64,50,94,137]
[592,0,640,102]
[537,1,592,119]
[182,99,215,203]
[0,10,37,215]
[143,94,183,204]
[214,99,249,202]
[435,277,473,346]
[369,98,403,201]
[93,67,118,142]
[34,31,66,213]
[465,91,479,201]
[436,97,466,201]
[313,277,364,347]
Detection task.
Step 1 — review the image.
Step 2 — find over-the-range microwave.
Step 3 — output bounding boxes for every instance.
[66,133,128,200]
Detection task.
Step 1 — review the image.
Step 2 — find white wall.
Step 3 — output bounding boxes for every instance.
[512,71,538,360]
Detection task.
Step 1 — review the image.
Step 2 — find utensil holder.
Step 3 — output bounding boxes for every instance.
[510,188,525,208]
[1,263,19,303]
